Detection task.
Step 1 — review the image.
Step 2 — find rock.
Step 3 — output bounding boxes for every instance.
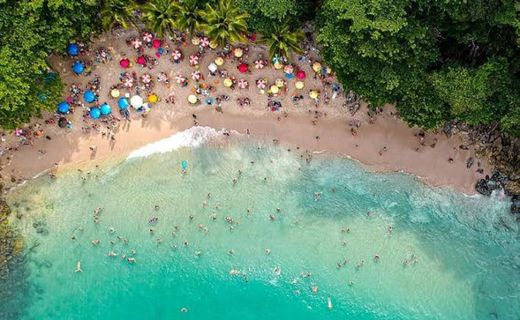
[475,178,493,196]
[466,157,474,169]
[511,196,520,215]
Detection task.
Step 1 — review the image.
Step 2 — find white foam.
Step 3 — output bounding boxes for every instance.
[127,126,222,159]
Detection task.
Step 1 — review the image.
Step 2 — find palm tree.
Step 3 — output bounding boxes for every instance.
[100,0,137,31]
[198,0,249,47]
[262,23,304,61]
[172,0,201,36]
[141,0,177,37]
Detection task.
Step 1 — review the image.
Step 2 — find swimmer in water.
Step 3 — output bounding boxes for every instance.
[194,251,202,257]
[265,248,271,255]
[269,214,276,221]
[210,213,217,220]
[91,239,100,246]
[228,249,234,256]
[75,261,82,273]
[180,307,188,313]
[108,227,115,234]
[127,257,136,263]
[107,251,118,257]
[311,285,318,294]
[314,192,321,201]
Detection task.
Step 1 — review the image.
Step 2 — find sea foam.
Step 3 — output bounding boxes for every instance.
[127,126,222,159]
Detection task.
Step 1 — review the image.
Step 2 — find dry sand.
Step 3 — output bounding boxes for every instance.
[0,30,488,194]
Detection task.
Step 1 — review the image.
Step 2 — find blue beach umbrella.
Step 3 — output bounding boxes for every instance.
[89,107,101,119]
[72,61,84,74]
[181,160,188,170]
[67,43,79,56]
[83,90,96,103]
[57,101,70,114]
[100,103,112,115]
[118,97,130,110]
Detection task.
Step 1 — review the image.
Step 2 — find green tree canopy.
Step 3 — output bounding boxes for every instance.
[199,0,249,47]
[318,0,520,135]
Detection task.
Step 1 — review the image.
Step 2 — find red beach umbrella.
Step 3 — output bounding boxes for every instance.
[296,70,306,80]
[137,55,146,66]
[119,58,130,68]
[238,63,249,73]
[152,39,162,49]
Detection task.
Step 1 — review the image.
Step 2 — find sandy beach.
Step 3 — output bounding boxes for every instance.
[0,29,488,194]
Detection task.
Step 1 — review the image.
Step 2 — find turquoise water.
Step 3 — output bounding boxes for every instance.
[3,131,519,320]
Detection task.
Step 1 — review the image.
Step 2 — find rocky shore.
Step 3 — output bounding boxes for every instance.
[444,121,520,217]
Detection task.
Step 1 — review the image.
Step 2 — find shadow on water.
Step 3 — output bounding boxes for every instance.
[289,155,520,319]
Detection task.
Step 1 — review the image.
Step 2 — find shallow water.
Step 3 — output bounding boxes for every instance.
[3,128,520,320]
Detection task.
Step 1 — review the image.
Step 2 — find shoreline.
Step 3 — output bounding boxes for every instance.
[1,106,488,195]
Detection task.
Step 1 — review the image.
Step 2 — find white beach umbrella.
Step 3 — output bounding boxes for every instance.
[130,95,143,109]
[208,62,218,73]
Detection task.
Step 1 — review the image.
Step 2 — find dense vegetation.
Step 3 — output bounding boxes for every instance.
[0,0,519,137]
[318,0,520,136]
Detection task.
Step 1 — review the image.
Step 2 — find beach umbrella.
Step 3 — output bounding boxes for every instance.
[100,103,112,115]
[131,38,143,49]
[142,32,153,43]
[209,41,218,49]
[284,65,294,74]
[118,97,130,110]
[223,78,233,88]
[83,90,96,103]
[172,50,182,61]
[119,58,130,68]
[275,78,285,88]
[67,43,79,56]
[191,71,202,81]
[189,54,199,66]
[157,72,168,83]
[254,59,265,69]
[208,62,218,73]
[234,48,243,58]
[295,81,305,90]
[175,75,185,84]
[136,55,146,66]
[309,90,319,99]
[130,95,143,109]
[72,61,84,74]
[273,61,283,70]
[57,102,70,114]
[141,74,152,83]
[191,37,201,46]
[312,62,322,73]
[272,56,282,64]
[148,94,158,103]
[123,78,134,88]
[237,79,248,89]
[187,94,198,104]
[110,89,120,98]
[270,85,279,94]
[89,107,101,119]
[200,37,210,47]
[238,63,249,73]
[256,79,266,89]
[296,70,306,80]
[215,57,224,66]
[58,117,68,128]
[152,39,162,48]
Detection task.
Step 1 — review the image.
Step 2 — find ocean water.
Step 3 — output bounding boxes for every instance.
[3,127,519,320]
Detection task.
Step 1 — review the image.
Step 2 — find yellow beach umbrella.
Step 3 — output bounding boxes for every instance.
[147,94,158,103]
[188,94,198,104]
[270,85,279,94]
[275,78,285,88]
[274,62,283,70]
[312,62,322,73]
[110,89,120,98]
[215,57,224,66]
[309,90,319,99]
[234,48,243,58]
[295,81,305,90]
[191,37,201,46]
[223,78,233,87]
